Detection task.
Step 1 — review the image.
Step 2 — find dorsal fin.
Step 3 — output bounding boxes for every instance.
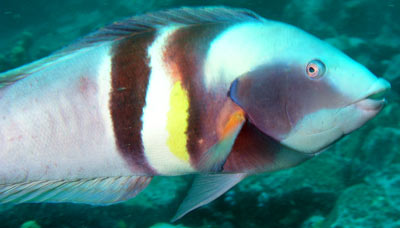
[59,6,264,53]
[0,7,264,88]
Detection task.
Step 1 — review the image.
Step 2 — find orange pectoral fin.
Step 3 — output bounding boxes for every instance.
[220,108,246,140]
[197,100,246,173]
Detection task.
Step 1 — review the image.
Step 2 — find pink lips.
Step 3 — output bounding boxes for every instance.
[338,79,390,136]
[355,78,391,113]
[355,98,386,112]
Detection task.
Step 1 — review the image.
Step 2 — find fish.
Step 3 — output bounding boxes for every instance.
[0,7,391,221]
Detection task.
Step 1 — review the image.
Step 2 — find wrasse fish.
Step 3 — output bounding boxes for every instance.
[0,7,391,220]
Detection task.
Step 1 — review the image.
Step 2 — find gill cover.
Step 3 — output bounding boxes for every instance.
[229,64,295,143]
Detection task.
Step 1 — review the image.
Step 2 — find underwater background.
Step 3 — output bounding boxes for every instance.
[0,0,399,227]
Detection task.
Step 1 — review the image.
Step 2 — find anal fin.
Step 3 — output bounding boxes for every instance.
[171,173,246,222]
[0,176,152,205]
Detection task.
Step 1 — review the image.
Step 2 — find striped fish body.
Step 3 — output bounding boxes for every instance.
[0,8,282,210]
[0,9,303,185]
[0,7,389,220]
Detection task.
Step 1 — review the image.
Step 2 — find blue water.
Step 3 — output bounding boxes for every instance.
[0,1,399,227]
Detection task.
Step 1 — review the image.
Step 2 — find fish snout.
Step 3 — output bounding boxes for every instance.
[339,78,391,134]
[355,78,391,113]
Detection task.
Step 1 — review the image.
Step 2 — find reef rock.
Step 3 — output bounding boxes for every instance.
[322,173,400,228]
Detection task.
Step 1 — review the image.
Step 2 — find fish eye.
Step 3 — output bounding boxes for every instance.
[306,59,326,79]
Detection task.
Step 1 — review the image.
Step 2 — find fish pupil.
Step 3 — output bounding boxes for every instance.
[309,67,315,73]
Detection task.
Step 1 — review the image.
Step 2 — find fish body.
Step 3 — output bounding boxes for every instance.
[0,44,128,183]
[0,7,390,219]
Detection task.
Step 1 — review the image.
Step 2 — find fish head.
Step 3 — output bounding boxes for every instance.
[228,22,391,154]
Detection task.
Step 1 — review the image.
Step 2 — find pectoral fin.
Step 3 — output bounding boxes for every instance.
[197,103,246,172]
[171,173,247,222]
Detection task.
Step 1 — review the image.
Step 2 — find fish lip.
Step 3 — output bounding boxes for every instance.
[347,78,391,109]
[336,97,386,136]
[354,98,386,112]
[335,79,390,137]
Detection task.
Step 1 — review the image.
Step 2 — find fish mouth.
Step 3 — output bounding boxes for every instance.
[354,98,386,112]
[338,78,390,135]
[351,78,391,112]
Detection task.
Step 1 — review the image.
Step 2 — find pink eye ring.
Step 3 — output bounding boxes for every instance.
[306,59,326,79]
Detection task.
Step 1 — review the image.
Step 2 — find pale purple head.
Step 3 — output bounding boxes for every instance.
[205,21,391,154]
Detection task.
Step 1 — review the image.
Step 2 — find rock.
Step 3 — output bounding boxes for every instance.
[325,126,400,186]
[360,127,400,169]
[283,0,338,37]
[325,35,367,53]
[20,221,41,228]
[322,183,400,228]
[373,25,400,54]
[366,165,400,212]
[322,164,400,228]
[372,102,400,129]
[0,31,34,72]
[383,54,400,94]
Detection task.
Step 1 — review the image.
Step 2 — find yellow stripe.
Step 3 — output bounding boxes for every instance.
[167,81,190,162]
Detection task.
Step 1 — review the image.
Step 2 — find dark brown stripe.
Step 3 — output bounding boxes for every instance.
[110,32,157,174]
[163,24,233,168]
[223,121,278,173]
[224,120,310,173]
